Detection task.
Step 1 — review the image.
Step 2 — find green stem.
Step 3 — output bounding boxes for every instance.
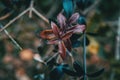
[83,32,87,80]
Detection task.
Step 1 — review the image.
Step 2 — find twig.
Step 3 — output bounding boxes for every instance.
[105,21,118,27]
[83,0,101,15]
[32,8,49,23]
[34,52,59,66]
[46,52,59,63]
[83,32,87,80]
[110,70,115,80]
[0,8,30,32]
[115,17,120,60]
[33,53,46,64]
[105,21,118,33]
[0,0,49,32]
[66,49,74,63]
[0,11,14,20]
[29,0,34,18]
[46,1,60,18]
[0,25,23,50]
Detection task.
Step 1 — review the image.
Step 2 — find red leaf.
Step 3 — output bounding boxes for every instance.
[47,39,58,44]
[64,39,72,51]
[68,13,79,24]
[51,22,60,38]
[57,13,66,30]
[40,29,56,40]
[58,41,66,59]
[62,31,73,40]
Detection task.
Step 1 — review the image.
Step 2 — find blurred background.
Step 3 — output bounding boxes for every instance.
[0,0,120,80]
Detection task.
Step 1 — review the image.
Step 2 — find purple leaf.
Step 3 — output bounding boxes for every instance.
[68,24,85,33]
[58,41,66,59]
[57,13,66,30]
[51,22,60,38]
[68,13,79,24]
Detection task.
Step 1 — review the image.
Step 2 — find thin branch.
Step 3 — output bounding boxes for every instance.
[46,1,60,18]
[99,21,118,33]
[0,11,14,20]
[29,0,34,18]
[33,53,46,64]
[0,0,49,32]
[110,70,115,80]
[46,52,59,63]
[0,8,30,32]
[105,21,118,27]
[66,49,74,63]
[106,21,118,33]
[0,25,23,50]
[32,8,49,23]
[83,0,101,15]
[83,32,87,80]
[115,17,120,60]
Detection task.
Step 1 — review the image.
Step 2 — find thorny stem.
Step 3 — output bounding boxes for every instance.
[0,25,23,50]
[83,32,87,80]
